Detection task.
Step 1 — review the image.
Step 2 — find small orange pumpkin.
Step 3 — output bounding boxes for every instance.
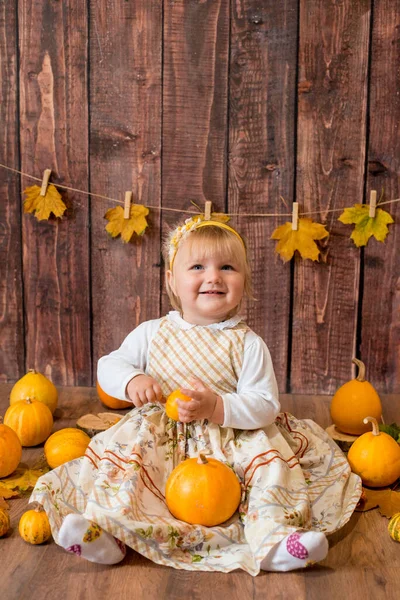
[44,427,91,469]
[330,358,382,435]
[165,453,242,526]
[4,399,53,447]
[0,508,10,537]
[96,381,132,410]
[347,416,400,487]
[0,418,22,477]
[10,369,58,414]
[19,505,51,544]
[165,389,192,421]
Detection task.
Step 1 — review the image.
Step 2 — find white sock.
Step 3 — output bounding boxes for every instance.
[260,531,328,572]
[58,513,126,565]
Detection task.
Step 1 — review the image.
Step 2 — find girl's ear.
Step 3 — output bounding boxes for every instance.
[166,269,176,294]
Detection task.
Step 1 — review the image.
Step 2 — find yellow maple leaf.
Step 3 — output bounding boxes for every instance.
[0,486,19,499]
[0,456,49,495]
[355,486,400,518]
[0,497,9,509]
[104,204,149,242]
[271,218,329,262]
[338,204,394,247]
[23,184,67,220]
[210,213,230,224]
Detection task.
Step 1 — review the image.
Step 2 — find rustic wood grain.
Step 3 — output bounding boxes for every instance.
[161,0,230,313]
[0,1,24,381]
[2,384,400,600]
[291,0,371,394]
[229,0,298,392]
[361,0,400,393]
[18,0,91,385]
[89,0,162,375]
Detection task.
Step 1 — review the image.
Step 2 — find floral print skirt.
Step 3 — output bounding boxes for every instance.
[31,406,361,575]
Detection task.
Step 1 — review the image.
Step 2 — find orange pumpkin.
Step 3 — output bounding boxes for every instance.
[0,418,22,477]
[165,453,242,526]
[19,505,51,544]
[10,369,58,414]
[330,358,382,435]
[44,428,91,469]
[96,381,131,410]
[4,399,53,446]
[165,389,192,421]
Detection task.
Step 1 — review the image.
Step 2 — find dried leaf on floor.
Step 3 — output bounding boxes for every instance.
[356,487,400,518]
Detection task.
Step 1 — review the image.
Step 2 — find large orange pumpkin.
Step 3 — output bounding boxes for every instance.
[165,454,242,526]
[96,381,131,410]
[4,399,53,447]
[0,418,22,477]
[10,369,58,414]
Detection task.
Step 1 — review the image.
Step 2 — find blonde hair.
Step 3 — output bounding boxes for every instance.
[162,224,254,315]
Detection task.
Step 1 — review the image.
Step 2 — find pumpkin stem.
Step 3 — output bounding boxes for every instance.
[352,358,366,382]
[197,453,208,464]
[25,397,33,404]
[363,416,380,436]
[32,502,45,513]
[28,369,37,374]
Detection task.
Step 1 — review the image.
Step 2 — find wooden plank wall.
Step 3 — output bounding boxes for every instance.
[0,0,399,394]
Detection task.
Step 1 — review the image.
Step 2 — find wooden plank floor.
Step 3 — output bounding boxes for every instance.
[1,384,399,600]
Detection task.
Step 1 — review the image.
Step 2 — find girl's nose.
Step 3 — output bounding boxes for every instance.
[207,268,221,283]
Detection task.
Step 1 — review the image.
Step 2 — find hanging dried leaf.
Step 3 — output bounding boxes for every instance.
[210,213,230,224]
[338,204,394,247]
[356,487,400,518]
[0,456,49,496]
[104,204,149,242]
[23,184,67,221]
[271,218,329,262]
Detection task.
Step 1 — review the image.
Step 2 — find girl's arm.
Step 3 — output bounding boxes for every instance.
[220,333,280,430]
[97,319,162,401]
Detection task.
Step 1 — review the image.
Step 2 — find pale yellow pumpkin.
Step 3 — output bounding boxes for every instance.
[4,399,53,447]
[330,358,382,435]
[44,428,90,469]
[165,453,242,526]
[10,369,58,414]
[0,508,10,537]
[347,417,400,487]
[0,418,22,477]
[388,512,400,542]
[19,505,51,544]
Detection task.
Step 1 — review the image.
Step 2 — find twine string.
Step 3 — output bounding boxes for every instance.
[1,162,399,218]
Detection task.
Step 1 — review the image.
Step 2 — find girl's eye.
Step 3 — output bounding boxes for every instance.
[221,265,234,270]
[191,264,203,270]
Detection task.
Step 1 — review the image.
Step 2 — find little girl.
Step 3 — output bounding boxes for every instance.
[31,215,361,575]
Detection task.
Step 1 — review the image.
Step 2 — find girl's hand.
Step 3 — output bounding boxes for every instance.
[178,379,223,424]
[126,375,164,408]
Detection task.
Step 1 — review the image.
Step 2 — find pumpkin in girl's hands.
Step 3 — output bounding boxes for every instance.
[330,358,382,435]
[165,453,241,526]
[4,399,53,447]
[19,505,51,544]
[96,381,132,410]
[10,369,58,414]
[165,389,192,421]
[347,417,400,488]
[0,509,10,537]
[0,419,22,477]
[44,428,90,469]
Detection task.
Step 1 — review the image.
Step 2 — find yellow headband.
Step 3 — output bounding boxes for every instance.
[169,217,245,270]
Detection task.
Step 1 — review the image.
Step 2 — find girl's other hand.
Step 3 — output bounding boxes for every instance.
[178,379,222,423]
[126,375,164,408]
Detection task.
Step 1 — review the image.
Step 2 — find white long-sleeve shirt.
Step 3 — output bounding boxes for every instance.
[97,311,280,430]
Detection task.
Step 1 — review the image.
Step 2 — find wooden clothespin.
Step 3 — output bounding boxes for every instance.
[204,201,212,221]
[40,169,52,196]
[292,202,299,231]
[369,190,377,218]
[124,191,132,219]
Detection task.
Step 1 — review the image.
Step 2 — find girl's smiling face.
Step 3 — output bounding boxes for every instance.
[167,240,245,325]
